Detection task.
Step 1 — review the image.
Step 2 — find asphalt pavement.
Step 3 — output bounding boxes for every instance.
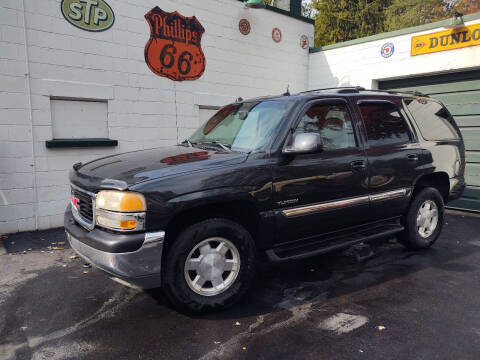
[1,211,480,360]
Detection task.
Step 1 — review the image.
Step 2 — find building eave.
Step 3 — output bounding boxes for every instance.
[310,11,480,53]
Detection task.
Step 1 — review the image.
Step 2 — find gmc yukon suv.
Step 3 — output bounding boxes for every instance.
[65,87,465,313]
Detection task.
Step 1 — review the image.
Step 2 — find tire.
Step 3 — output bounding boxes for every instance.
[398,187,445,250]
[162,218,256,314]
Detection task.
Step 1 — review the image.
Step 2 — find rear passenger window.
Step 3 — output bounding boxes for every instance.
[404,98,460,140]
[359,102,411,147]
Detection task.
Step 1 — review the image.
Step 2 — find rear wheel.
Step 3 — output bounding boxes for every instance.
[162,218,255,313]
[398,187,444,250]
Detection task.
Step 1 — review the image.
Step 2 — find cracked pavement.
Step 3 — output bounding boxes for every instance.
[1,212,480,360]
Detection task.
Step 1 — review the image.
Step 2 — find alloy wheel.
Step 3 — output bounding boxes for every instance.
[184,237,241,296]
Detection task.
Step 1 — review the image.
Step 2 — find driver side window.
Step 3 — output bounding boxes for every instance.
[294,103,356,151]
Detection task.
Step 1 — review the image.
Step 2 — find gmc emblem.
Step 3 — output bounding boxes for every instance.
[71,194,80,210]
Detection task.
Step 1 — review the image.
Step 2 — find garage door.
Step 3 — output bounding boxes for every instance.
[379,69,480,211]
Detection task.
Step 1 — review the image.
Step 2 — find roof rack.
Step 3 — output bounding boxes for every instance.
[299,87,429,97]
[392,90,429,97]
[300,86,366,94]
[363,89,430,97]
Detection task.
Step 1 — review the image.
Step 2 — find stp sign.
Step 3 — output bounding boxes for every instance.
[144,7,206,81]
[60,0,114,32]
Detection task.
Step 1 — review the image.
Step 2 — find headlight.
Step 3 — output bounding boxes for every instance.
[95,191,146,231]
[96,190,146,212]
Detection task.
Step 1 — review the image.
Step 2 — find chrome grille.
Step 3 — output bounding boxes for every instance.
[71,185,96,230]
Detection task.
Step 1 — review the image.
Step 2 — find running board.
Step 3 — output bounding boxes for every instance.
[266,223,404,263]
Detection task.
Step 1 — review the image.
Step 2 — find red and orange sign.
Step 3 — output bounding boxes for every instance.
[144,7,206,81]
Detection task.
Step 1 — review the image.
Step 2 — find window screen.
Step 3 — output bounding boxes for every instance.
[404,98,460,140]
[359,102,411,147]
[294,103,356,151]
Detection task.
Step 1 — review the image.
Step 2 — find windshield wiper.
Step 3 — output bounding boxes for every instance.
[199,141,232,153]
[181,139,195,147]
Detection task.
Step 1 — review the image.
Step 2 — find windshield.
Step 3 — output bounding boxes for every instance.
[188,100,293,152]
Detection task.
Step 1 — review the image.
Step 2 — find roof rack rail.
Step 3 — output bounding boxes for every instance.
[299,87,429,97]
[393,90,429,97]
[337,87,366,93]
[300,86,366,94]
[364,89,430,97]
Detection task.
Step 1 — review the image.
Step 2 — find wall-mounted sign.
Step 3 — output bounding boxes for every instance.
[411,23,480,56]
[300,35,309,49]
[144,7,206,81]
[60,0,114,32]
[239,19,251,35]
[381,42,394,58]
[272,28,282,43]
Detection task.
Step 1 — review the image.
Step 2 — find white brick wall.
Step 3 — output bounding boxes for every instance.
[0,0,36,234]
[0,0,313,234]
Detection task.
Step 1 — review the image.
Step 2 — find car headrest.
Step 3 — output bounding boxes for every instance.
[324,117,343,129]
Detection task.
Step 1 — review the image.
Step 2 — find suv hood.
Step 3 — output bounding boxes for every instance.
[70,146,249,191]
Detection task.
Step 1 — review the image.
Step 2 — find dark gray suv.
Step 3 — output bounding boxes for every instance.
[65,87,465,313]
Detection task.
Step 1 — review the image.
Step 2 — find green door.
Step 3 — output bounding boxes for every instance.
[379,70,480,212]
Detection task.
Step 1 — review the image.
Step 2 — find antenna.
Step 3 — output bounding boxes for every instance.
[283,84,290,96]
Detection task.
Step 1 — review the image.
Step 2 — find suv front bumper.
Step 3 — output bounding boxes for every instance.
[64,206,164,289]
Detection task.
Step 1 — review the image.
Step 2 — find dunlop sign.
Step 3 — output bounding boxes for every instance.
[411,23,480,56]
[61,0,114,32]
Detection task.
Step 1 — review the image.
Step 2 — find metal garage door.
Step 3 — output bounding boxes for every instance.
[379,69,480,211]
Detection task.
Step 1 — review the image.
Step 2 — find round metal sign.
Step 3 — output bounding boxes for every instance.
[239,19,251,35]
[300,35,309,49]
[272,27,282,43]
[381,42,395,58]
[61,0,115,32]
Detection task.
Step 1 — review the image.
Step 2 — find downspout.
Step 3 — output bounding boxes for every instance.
[21,0,39,230]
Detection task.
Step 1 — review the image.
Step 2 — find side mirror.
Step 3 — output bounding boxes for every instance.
[283,132,323,154]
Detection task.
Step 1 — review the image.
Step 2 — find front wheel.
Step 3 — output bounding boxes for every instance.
[398,187,445,250]
[162,218,255,313]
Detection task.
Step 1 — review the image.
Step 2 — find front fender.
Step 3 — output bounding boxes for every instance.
[167,186,260,211]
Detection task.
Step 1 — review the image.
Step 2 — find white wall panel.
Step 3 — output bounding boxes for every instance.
[0,0,313,233]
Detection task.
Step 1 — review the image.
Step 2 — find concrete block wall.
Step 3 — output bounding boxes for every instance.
[0,0,36,234]
[0,0,313,234]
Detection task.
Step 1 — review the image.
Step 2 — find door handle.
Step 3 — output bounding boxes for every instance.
[407,154,419,162]
[350,160,366,170]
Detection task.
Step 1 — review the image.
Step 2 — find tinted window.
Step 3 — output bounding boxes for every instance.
[404,98,460,140]
[359,102,411,147]
[294,103,356,151]
[189,100,294,152]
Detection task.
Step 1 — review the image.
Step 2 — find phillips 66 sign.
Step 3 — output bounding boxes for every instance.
[144,7,206,81]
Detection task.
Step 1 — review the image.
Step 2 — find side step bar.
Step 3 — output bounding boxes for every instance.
[266,224,404,263]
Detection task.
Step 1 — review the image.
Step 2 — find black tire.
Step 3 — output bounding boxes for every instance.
[398,187,445,250]
[162,218,255,314]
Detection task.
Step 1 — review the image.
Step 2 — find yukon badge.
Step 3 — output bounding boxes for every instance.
[144,7,206,81]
